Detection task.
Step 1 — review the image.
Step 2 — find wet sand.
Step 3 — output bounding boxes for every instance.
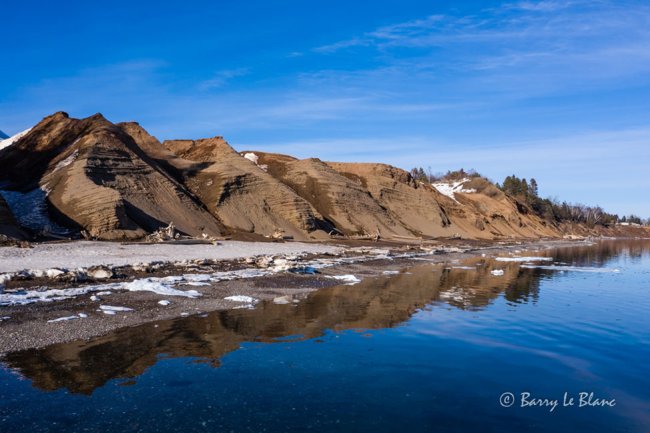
[0,239,586,354]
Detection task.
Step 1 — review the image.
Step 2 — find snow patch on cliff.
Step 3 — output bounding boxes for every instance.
[0,128,32,151]
[431,178,476,202]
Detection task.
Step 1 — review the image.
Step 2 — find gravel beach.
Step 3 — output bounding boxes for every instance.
[0,239,585,354]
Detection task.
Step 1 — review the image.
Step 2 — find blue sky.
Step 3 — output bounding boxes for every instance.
[1,0,649,217]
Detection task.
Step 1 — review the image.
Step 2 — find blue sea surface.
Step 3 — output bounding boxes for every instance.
[1,240,649,432]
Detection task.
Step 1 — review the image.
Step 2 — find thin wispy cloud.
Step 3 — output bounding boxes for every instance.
[509,0,578,12]
[1,0,649,216]
[309,0,650,104]
[198,68,249,90]
[313,1,650,70]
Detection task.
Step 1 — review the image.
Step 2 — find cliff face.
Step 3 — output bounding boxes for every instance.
[159,138,333,240]
[253,152,560,240]
[0,113,223,240]
[324,161,457,238]
[432,177,560,240]
[250,153,417,237]
[0,112,641,241]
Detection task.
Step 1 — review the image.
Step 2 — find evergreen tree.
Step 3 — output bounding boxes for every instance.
[521,178,529,198]
[530,178,538,197]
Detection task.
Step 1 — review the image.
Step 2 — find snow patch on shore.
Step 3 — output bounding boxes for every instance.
[490,269,505,276]
[495,256,553,262]
[1,286,116,306]
[0,247,428,307]
[100,305,133,314]
[327,274,361,284]
[224,295,257,303]
[123,278,201,298]
[273,295,292,304]
[47,315,82,323]
[0,277,201,306]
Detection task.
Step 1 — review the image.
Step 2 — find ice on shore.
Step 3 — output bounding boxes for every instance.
[495,257,553,262]
[224,295,259,310]
[46,269,65,278]
[158,300,171,306]
[47,315,80,323]
[0,246,417,307]
[1,286,120,306]
[273,295,292,304]
[100,305,133,313]
[0,277,200,306]
[224,295,258,303]
[327,274,361,284]
[123,278,201,298]
[490,269,505,276]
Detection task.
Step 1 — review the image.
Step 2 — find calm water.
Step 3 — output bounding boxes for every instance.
[1,240,649,433]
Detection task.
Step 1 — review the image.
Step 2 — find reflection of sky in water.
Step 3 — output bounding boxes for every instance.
[1,240,649,433]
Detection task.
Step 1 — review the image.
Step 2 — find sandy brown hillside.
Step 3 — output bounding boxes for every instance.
[116,122,335,240]
[251,152,452,238]
[437,176,560,239]
[249,153,414,237]
[157,137,333,240]
[325,161,459,238]
[0,112,223,240]
[1,112,645,242]
[251,152,561,240]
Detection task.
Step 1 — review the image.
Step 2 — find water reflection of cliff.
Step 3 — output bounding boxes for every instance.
[552,239,650,267]
[4,240,648,394]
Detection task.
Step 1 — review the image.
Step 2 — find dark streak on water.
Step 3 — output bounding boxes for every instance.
[1,240,649,432]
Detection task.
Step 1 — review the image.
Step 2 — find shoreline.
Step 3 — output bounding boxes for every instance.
[0,238,590,354]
